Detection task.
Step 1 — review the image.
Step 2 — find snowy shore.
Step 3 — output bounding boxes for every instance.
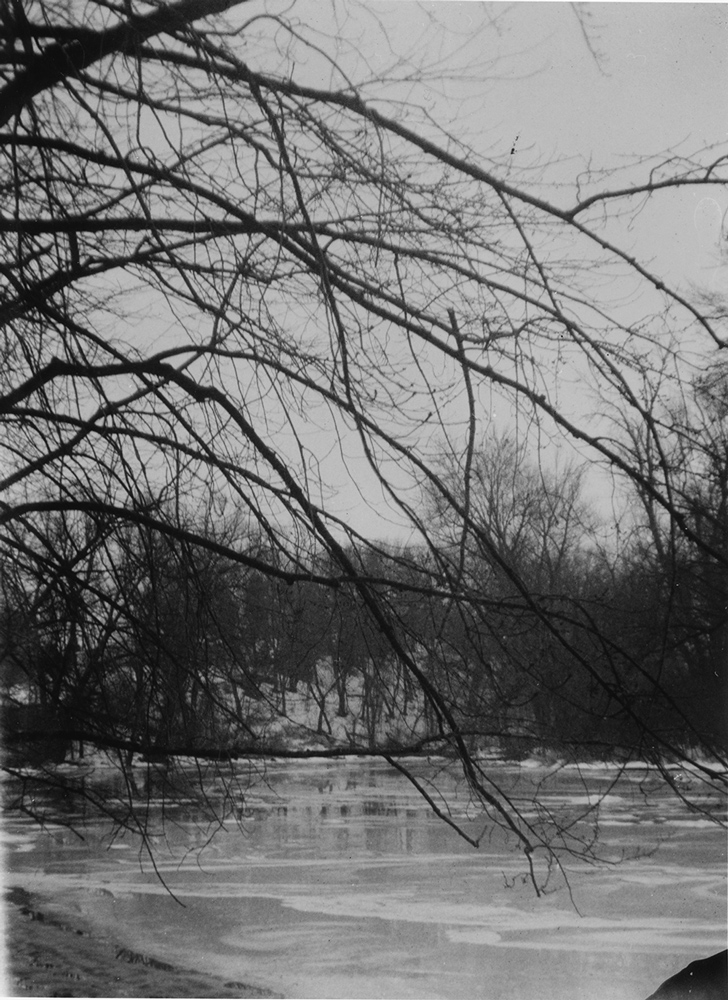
[3,886,282,999]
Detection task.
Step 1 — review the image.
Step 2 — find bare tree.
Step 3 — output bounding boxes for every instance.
[1,0,726,891]
[615,357,728,752]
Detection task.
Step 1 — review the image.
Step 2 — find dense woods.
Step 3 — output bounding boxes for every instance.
[3,418,725,765]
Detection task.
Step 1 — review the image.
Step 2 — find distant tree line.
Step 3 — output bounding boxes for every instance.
[3,414,724,768]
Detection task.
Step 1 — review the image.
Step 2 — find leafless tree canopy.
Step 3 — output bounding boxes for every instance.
[1,0,726,890]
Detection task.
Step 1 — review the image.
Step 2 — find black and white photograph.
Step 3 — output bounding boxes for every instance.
[1,1,726,998]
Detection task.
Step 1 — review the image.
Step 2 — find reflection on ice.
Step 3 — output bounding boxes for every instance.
[447,928,723,951]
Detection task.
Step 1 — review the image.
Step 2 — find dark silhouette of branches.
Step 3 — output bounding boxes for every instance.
[1,0,726,891]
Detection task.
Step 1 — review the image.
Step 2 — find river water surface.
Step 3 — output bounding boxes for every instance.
[3,757,726,1000]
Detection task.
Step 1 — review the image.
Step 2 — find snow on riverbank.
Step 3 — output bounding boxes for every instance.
[2,885,282,998]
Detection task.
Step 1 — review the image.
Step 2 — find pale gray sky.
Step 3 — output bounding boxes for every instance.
[364,2,728,287]
[221,2,728,541]
[484,4,726,156]
[315,3,728,538]
[477,3,728,291]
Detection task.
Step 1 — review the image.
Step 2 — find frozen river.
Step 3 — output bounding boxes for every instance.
[4,757,726,999]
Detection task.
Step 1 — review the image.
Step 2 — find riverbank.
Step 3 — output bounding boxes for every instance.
[2,886,283,999]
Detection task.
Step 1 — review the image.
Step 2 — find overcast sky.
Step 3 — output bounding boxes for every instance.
[265,3,727,293]
[365,2,728,287]
[244,2,728,540]
[478,3,727,289]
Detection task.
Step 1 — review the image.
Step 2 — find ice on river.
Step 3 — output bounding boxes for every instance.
[4,758,727,1000]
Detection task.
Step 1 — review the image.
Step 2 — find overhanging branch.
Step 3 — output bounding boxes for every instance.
[0,0,248,127]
